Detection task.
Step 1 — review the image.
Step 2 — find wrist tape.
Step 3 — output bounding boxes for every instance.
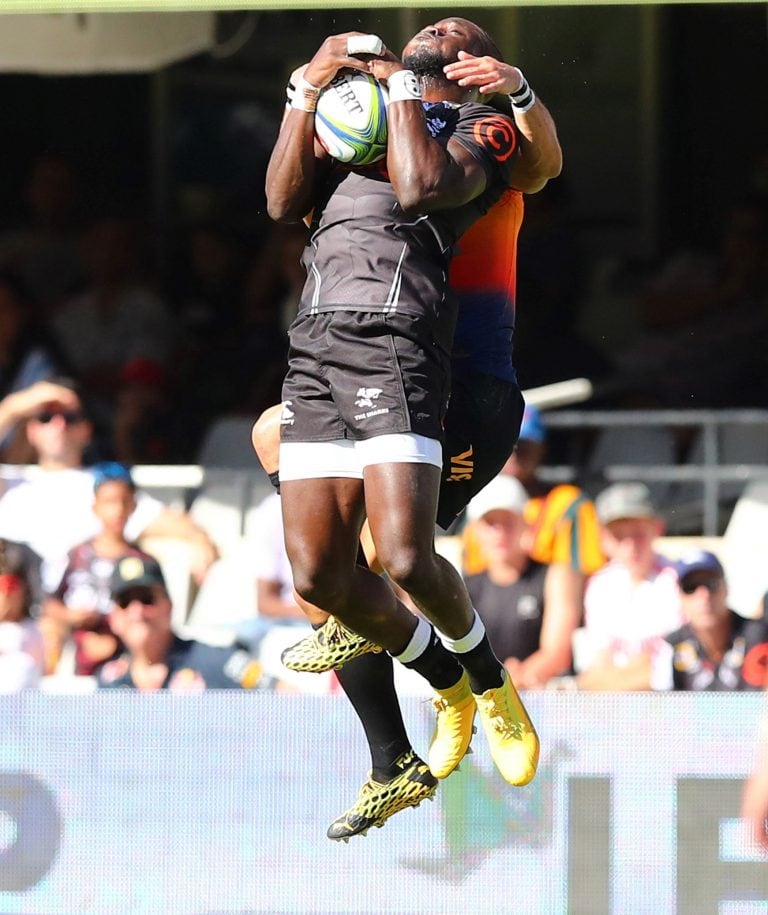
[509,70,536,113]
[291,77,321,112]
[387,69,422,103]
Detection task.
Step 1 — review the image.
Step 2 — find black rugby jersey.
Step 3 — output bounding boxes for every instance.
[298,100,518,339]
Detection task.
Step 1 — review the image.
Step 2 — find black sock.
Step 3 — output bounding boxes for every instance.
[401,630,464,691]
[335,651,412,782]
[450,634,504,694]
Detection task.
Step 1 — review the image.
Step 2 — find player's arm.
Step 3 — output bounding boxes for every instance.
[257,578,306,620]
[265,34,374,223]
[444,52,562,193]
[368,58,495,213]
[510,563,583,688]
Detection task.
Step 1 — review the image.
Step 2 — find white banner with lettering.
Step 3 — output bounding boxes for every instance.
[1,692,767,914]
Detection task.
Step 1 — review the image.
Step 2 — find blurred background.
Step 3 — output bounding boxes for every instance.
[0,5,765,423]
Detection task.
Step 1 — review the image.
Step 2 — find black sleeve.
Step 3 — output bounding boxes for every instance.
[450,103,519,183]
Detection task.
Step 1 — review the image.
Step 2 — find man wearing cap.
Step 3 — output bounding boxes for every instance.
[656,551,768,691]
[98,555,262,692]
[575,481,683,690]
[463,404,605,579]
[464,474,580,688]
[0,379,218,592]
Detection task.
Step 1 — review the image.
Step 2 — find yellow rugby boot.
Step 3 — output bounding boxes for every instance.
[474,671,539,786]
[326,751,438,841]
[428,671,477,779]
[280,616,381,673]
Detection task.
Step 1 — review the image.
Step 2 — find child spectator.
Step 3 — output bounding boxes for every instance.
[0,538,45,691]
[42,462,152,675]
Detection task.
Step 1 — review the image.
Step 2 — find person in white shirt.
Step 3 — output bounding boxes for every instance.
[0,379,217,591]
[575,481,683,690]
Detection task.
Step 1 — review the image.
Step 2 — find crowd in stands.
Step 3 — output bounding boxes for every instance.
[0,153,296,465]
[0,139,765,694]
[2,390,767,696]
[2,150,767,471]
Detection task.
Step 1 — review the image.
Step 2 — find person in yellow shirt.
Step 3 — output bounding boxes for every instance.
[464,404,605,576]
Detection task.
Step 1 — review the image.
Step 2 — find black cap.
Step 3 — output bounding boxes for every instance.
[110,554,166,597]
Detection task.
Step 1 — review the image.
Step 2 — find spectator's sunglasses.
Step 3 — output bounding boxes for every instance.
[35,410,86,425]
[115,587,158,609]
[680,577,722,595]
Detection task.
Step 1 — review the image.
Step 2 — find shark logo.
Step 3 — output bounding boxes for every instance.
[355,387,383,409]
[280,401,295,426]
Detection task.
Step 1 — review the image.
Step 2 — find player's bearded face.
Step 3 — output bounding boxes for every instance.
[402,45,457,78]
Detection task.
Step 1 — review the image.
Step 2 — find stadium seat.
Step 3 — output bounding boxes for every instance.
[189,469,256,555]
[196,415,260,468]
[182,539,257,644]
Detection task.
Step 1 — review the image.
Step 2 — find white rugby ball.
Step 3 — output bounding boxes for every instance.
[315,70,388,167]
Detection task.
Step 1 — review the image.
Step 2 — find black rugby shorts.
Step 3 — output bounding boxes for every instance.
[281,311,450,443]
[436,365,524,530]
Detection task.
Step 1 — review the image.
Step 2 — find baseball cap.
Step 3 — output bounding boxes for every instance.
[466,474,529,522]
[110,554,166,597]
[595,482,657,525]
[92,461,135,492]
[519,405,546,444]
[675,550,724,581]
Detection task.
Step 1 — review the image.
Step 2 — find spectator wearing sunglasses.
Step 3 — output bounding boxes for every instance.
[573,482,684,690]
[0,379,218,592]
[656,551,768,691]
[41,462,147,676]
[0,538,46,692]
[98,554,262,692]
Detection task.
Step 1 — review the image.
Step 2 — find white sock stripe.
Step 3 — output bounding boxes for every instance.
[393,616,433,664]
[438,609,486,654]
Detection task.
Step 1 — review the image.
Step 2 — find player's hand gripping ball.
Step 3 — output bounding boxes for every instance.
[315,70,389,166]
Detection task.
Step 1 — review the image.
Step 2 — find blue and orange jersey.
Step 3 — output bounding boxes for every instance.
[450,187,524,383]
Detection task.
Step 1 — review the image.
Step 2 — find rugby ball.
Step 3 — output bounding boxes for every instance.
[315,70,388,166]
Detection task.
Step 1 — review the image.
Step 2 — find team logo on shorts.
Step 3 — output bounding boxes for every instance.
[354,387,389,421]
[280,401,295,426]
[355,387,382,409]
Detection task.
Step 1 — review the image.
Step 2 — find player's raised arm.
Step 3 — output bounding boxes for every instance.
[370,24,497,213]
[265,33,374,223]
[444,50,562,193]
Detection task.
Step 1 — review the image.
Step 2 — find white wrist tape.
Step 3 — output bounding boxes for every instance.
[387,69,422,103]
[291,76,321,113]
[347,34,383,56]
[509,69,536,113]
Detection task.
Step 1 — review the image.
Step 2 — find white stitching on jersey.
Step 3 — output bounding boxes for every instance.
[310,262,322,314]
[384,215,429,314]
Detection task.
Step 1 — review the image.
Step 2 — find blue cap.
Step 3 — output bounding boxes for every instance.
[675,550,724,581]
[519,405,546,443]
[92,461,135,492]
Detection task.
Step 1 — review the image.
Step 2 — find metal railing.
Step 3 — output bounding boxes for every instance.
[539,408,768,535]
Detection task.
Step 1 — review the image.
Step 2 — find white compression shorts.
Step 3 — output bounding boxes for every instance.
[279,433,442,481]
